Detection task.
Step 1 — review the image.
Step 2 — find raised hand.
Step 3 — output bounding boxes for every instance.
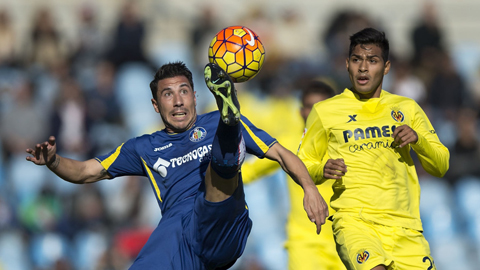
[26,136,58,168]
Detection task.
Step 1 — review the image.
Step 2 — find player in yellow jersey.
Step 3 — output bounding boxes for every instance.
[241,80,345,270]
[297,28,449,270]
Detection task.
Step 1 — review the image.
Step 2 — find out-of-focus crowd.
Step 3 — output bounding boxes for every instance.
[0,1,479,269]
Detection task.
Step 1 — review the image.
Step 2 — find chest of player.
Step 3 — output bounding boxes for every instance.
[324,101,411,150]
[145,127,214,186]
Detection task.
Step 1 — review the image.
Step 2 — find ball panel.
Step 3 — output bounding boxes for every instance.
[225,40,243,53]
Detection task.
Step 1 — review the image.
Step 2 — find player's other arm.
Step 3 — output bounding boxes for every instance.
[297,108,345,183]
[392,103,449,177]
[26,136,110,184]
[265,142,328,234]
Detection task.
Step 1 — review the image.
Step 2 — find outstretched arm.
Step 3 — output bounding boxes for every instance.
[26,136,110,184]
[264,143,328,234]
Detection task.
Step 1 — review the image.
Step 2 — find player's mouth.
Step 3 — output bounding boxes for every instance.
[172,112,187,119]
[356,75,370,85]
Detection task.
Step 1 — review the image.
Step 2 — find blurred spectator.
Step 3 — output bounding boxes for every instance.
[410,1,444,68]
[105,1,151,70]
[25,8,68,70]
[445,107,480,183]
[104,176,144,228]
[389,59,427,104]
[18,186,62,233]
[321,10,376,89]
[68,185,109,235]
[71,4,106,91]
[0,9,17,67]
[427,51,469,119]
[84,61,127,156]
[94,245,131,270]
[0,79,49,158]
[50,77,89,157]
[190,7,217,67]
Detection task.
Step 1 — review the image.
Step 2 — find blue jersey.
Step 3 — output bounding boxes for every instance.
[95,111,277,269]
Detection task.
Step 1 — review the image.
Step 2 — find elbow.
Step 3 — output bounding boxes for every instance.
[437,162,449,178]
[429,159,450,178]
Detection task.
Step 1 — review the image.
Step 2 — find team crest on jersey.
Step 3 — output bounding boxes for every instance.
[356,250,370,264]
[391,108,405,123]
[189,127,207,142]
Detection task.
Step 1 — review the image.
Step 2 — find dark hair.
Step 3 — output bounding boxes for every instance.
[348,28,389,62]
[301,80,335,104]
[150,61,194,99]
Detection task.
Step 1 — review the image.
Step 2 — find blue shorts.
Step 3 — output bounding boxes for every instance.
[130,180,252,270]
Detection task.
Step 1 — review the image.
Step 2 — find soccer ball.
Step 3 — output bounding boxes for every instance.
[208,26,265,83]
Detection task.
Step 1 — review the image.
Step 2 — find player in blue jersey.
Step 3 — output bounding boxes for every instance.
[26,61,328,270]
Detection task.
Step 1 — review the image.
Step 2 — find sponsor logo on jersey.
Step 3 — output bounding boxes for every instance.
[343,125,397,143]
[154,143,172,152]
[347,114,358,123]
[391,109,405,122]
[189,127,207,142]
[356,250,370,264]
[153,157,170,177]
[170,144,212,168]
[152,144,212,176]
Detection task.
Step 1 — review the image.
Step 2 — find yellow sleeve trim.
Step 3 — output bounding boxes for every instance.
[240,120,270,154]
[100,143,124,170]
[141,157,162,202]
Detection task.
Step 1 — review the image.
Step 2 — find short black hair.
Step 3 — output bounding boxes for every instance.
[150,61,194,99]
[348,28,389,62]
[301,80,335,105]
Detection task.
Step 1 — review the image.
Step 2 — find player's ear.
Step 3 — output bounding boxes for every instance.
[384,60,391,75]
[345,58,350,71]
[152,98,160,113]
[194,91,197,107]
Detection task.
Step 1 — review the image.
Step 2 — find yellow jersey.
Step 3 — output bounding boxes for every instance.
[298,89,449,231]
[240,94,345,270]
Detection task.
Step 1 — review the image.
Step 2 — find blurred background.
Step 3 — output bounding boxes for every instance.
[0,0,479,269]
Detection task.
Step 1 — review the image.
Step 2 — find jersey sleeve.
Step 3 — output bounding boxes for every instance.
[297,107,329,184]
[410,102,450,177]
[95,138,145,178]
[240,116,277,158]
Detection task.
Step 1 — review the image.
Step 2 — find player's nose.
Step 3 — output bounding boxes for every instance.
[173,93,184,106]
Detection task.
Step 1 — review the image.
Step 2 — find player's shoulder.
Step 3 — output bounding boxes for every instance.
[198,110,221,122]
[382,90,419,106]
[312,91,345,111]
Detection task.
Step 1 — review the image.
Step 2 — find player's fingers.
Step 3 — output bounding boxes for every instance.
[41,142,49,158]
[34,144,42,160]
[399,133,416,148]
[326,161,347,172]
[48,136,56,146]
[324,170,344,179]
[332,163,347,173]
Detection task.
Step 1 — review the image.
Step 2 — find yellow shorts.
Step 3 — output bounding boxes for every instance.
[332,213,436,270]
[286,240,346,270]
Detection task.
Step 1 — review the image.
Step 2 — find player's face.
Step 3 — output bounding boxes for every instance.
[300,93,329,123]
[346,44,390,98]
[152,76,197,133]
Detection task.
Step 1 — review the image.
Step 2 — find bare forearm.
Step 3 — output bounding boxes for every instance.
[47,155,109,184]
[267,144,316,189]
